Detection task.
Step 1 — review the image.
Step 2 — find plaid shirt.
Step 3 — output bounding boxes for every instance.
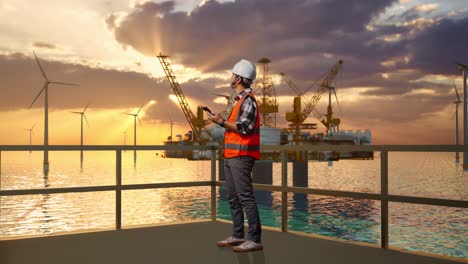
[232,88,258,135]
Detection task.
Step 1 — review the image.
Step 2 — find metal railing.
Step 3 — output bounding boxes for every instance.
[1,144,467,250]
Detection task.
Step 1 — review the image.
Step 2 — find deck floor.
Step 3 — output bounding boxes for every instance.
[0,221,463,264]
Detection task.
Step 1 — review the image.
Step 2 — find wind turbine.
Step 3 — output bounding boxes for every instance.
[456,62,468,170]
[24,124,36,153]
[452,81,462,164]
[29,51,79,173]
[125,104,143,164]
[71,103,90,163]
[212,93,233,112]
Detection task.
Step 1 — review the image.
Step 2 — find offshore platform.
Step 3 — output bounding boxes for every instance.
[156,53,373,164]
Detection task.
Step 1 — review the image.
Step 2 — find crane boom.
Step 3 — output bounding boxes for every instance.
[300,60,343,122]
[280,73,322,120]
[280,72,303,96]
[157,53,204,143]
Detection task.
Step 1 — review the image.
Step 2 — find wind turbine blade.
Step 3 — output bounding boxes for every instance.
[33,51,48,80]
[29,83,47,109]
[453,80,461,101]
[451,110,456,120]
[124,113,134,116]
[455,61,468,69]
[84,103,90,113]
[212,93,230,99]
[84,114,90,127]
[50,81,79,86]
[71,111,82,114]
[138,117,142,127]
[137,104,144,115]
[332,88,343,116]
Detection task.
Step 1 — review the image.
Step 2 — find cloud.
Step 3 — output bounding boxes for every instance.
[0,50,459,144]
[32,42,57,50]
[393,3,438,22]
[407,17,468,74]
[0,52,234,124]
[2,0,466,144]
[106,0,465,86]
[107,0,398,74]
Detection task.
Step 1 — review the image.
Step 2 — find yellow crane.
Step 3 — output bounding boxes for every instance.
[282,59,344,145]
[157,53,208,144]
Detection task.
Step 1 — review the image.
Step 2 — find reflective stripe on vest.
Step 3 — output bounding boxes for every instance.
[224,143,260,151]
[224,92,261,160]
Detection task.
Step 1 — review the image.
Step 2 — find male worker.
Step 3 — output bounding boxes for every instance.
[207,59,263,252]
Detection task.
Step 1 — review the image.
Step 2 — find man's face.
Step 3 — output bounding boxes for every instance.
[230,73,237,89]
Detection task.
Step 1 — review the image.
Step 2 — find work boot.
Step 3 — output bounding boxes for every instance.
[233,240,263,252]
[216,236,245,247]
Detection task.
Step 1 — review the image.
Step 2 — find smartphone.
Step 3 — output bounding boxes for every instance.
[202,106,213,115]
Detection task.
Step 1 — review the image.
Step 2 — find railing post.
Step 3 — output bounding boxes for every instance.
[281,150,288,232]
[381,150,389,249]
[0,150,2,190]
[210,148,217,221]
[116,149,122,230]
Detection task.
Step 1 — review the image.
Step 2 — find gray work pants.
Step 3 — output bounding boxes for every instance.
[224,156,262,243]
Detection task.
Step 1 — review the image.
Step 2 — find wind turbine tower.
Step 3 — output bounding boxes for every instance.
[168,114,174,142]
[123,131,127,152]
[71,103,90,162]
[24,124,36,153]
[125,105,143,164]
[29,51,79,173]
[452,81,462,163]
[456,63,468,169]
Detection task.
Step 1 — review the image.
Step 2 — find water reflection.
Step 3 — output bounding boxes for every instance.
[1,151,466,258]
[288,193,379,243]
[134,150,137,168]
[40,172,51,233]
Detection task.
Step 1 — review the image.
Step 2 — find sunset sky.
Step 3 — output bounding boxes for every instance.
[0,0,467,145]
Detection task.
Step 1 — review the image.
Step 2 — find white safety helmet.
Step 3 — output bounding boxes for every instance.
[232,59,256,80]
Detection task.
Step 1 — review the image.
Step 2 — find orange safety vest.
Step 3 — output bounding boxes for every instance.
[224,92,260,159]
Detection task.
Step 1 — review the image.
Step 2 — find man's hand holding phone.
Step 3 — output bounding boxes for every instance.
[204,106,226,128]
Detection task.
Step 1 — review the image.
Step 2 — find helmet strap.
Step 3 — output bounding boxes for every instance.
[230,75,241,89]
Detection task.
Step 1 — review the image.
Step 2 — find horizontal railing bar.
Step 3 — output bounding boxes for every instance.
[121,181,213,191]
[215,181,282,192]
[215,181,467,208]
[0,181,213,196]
[255,183,282,192]
[262,144,468,152]
[3,182,466,209]
[0,185,116,196]
[0,145,216,151]
[388,194,468,208]
[289,187,468,208]
[1,145,467,152]
[288,186,382,200]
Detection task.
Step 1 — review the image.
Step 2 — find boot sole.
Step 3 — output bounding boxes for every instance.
[216,241,245,247]
[232,245,264,252]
